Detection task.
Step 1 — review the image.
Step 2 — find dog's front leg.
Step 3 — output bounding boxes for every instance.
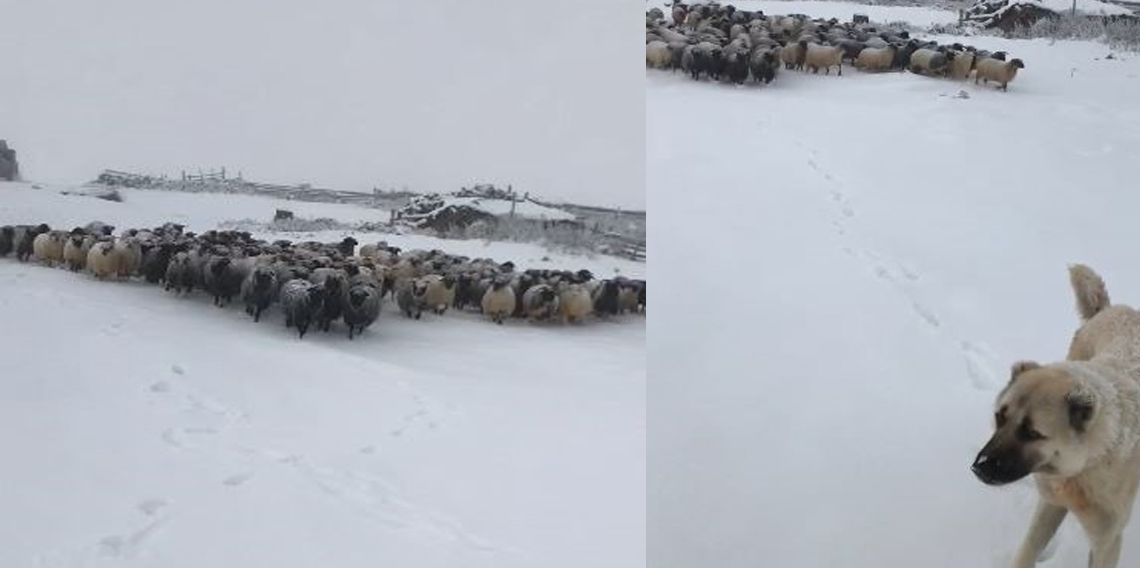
[1089,533,1122,568]
[1012,500,1068,568]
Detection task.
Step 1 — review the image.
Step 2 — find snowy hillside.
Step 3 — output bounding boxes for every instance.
[649,2,1140,568]
[0,183,644,567]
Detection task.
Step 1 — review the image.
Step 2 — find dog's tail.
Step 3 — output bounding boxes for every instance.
[1069,264,1111,321]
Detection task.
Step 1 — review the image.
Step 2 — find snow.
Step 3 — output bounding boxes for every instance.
[0,185,644,567]
[648,13,1140,568]
[438,196,579,222]
[1026,0,1133,17]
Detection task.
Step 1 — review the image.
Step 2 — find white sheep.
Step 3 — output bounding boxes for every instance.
[949,50,975,80]
[805,43,843,76]
[558,284,593,324]
[32,231,67,266]
[87,241,120,280]
[975,58,1024,91]
[855,45,895,72]
[113,237,142,278]
[646,40,671,69]
[421,274,457,315]
[908,48,950,76]
[62,234,93,271]
[481,280,516,324]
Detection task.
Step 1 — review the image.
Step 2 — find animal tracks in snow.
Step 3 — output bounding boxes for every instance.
[961,341,1001,391]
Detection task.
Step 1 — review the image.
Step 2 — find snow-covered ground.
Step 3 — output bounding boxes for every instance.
[0,185,644,567]
[649,4,1140,568]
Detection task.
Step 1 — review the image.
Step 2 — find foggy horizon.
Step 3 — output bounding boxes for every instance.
[1,0,644,209]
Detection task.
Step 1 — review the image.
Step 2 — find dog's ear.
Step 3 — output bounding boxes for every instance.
[1010,361,1041,381]
[1066,390,1095,433]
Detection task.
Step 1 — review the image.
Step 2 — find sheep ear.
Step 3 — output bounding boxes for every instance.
[1066,390,1095,433]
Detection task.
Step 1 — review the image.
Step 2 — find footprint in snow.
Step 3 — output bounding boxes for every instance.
[149,381,171,393]
[171,365,185,376]
[961,341,1000,391]
[137,499,168,516]
[223,473,253,487]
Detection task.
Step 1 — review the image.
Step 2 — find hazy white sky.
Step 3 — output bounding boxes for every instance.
[0,0,645,208]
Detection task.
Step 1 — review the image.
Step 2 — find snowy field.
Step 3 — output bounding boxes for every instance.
[0,184,644,567]
[649,3,1140,568]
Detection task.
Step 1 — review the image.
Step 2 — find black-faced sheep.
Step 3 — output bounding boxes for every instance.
[241,266,279,322]
[422,274,457,315]
[558,283,593,324]
[592,280,622,317]
[522,284,560,323]
[62,230,91,271]
[86,241,118,279]
[481,279,516,324]
[343,283,381,340]
[975,58,1024,91]
[141,242,177,283]
[647,40,672,69]
[280,279,326,339]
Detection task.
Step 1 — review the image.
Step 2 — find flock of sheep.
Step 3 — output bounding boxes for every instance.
[647,2,1026,91]
[0,222,646,340]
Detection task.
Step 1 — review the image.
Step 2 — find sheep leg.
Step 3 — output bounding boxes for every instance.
[838,64,842,76]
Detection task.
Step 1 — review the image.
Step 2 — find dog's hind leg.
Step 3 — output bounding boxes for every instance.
[1012,501,1067,568]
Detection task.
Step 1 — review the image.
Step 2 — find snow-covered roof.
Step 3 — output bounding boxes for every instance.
[436,196,578,222]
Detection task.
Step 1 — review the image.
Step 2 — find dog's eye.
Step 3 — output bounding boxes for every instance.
[1017,420,1046,442]
[995,408,1007,427]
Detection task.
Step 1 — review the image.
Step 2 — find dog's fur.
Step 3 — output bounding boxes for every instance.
[973,264,1140,568]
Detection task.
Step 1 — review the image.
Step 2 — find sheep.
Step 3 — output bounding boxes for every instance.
[749,47,779,84]
[15,224,49,262]
[336,236,358,257]
[140,242,177,283]
[422,274,457,315]
[637,281,647,312]
[343,283,381,340]
[855,45,896,72]
[949,49,975,80]
[32,230,67,266]
[280,279,326,339]
[618,282,641,314]
[592,280,621,317]
[558,283,593,324]
[396,278,429,320]
[203,255,244,306]
[86,241,119,280]
[647,40,672,69]
[113,237,143,278]
[310,267,347,331]
[522,284,560,323]
[908,48,950,76]
[164,251,195,294]
[805,43,843,75]
[723,49,750,84]
[62,231,92,271]
[481,278,516,324]
[241,266,279,322]
[975,57,1024,91]
[0,226,13,257]
[780,40,806,70]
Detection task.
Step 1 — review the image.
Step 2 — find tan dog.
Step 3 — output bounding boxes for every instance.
[973,264,1140,568]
